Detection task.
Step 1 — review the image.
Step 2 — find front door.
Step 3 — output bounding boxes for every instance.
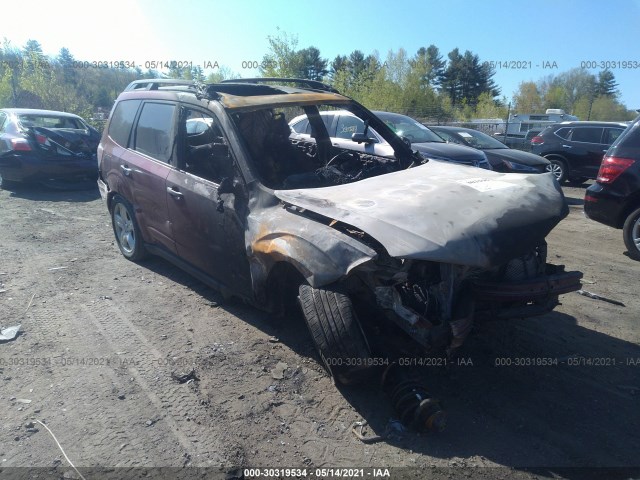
[166,108,251,296]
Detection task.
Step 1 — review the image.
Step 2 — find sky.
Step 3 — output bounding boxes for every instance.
[3,0,640,111]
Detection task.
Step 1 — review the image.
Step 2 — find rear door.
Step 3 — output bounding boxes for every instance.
[165,107,251,296]
[568,127,604,177]
[113,100,178,253]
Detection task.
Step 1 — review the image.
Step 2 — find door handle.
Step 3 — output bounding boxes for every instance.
[120,164,132,176]
[167,186,184,199]
[561,145,572,149]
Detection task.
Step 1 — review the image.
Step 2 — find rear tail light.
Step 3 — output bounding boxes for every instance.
[10,138,32,151]
[35,133,50,145]
[530,136,544,145]
[596,156,635,184]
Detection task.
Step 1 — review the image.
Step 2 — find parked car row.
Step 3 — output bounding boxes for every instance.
[428,125,549,174]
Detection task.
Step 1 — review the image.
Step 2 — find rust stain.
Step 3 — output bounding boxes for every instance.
[220,92,351,111]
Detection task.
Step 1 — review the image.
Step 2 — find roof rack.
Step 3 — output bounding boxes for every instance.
[124,79,196,92]
[220,77,340,94]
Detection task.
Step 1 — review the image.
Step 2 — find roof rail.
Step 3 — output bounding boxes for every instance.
[124,79,196,92]
[220,77,340,94]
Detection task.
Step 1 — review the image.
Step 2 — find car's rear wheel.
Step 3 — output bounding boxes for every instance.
[623,207,640,261]
[298,284,373,385]
[111,195,148,261]
[545,158,568,183]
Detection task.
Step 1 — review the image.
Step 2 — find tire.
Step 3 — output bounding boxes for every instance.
[545,158,568,183]
[623,207,640,261]
[298,283,373,385]
[111,194,148,261]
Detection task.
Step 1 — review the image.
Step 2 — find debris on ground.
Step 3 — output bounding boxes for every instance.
[576,289,625,307]
[0,325,21,342]
[271,362,288,380]
[351,419,407,444]
[171,369,199,384]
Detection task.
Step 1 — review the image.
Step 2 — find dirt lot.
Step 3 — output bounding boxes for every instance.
[1,181,639,479]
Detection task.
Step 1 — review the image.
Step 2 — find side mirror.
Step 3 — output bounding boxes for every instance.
[352,132,376,144]
[218,176,234,195]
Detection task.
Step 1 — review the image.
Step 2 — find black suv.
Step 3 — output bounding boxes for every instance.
[584,115,640,260]
[531,121,628,183]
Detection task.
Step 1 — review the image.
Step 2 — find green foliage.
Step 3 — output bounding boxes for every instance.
[511,68,632,121]
[513,81,545,112]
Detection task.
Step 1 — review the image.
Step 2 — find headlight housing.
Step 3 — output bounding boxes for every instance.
[503,160,540,173]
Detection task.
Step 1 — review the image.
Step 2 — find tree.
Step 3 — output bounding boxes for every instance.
[206,66,237,83]
[296,47,328,80]
[259,28,301,77]
[441,48,499,108]
[588,95,635,121]
[513,81,544,112]
[348,50,367,78]
[473,92,508,119]
[330,55,349,79]
[57,47,76,85]
[0,40,24,106]
[441,48,463,106]
[595,69,618,97]
[22,39,46,76]
[416,45,445,88]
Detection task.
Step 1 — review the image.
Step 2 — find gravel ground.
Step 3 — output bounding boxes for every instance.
[0,181,639,480]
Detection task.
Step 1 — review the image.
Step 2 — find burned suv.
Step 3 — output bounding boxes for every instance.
[98,78,581,429]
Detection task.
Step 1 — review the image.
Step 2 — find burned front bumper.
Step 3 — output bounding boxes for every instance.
[473,264,583,319]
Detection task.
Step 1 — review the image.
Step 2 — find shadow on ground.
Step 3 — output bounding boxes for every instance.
[130,255,640,477]
[7,181,99,202]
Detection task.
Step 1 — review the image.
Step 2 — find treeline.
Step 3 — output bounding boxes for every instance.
[512,69,632,121]
[0,39,221,126]
[0,35,636,127]
[258,31,635,122]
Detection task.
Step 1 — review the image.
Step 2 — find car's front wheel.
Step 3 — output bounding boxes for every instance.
[545,158,568,183]
[111,194,148,261]
[623,207,640,261]
[298,284,373,385]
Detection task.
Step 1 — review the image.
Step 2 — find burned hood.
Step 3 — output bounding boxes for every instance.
[274,162,568,268]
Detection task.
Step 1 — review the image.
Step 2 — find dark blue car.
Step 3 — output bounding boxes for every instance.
[0,108,100,189]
